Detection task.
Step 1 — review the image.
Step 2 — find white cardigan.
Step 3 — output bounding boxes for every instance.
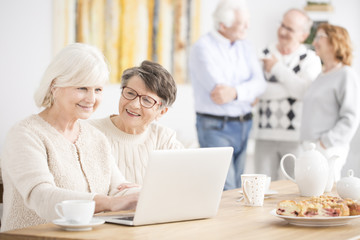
[1,115,131,231]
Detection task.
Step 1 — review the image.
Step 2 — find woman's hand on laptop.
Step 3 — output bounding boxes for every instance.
[94,193,139,213]
[117,183,140,192]
[110,193,139,211]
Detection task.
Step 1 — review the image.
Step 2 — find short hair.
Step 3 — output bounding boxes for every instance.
[121,60,177,108]
[285,8,313,34]
[213,0,248,30]
[34,43,110,108]
[317,23,353,66]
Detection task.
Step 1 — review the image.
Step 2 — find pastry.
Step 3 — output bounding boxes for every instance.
[276,200,301,216]
[276,195,355,217]
[344,199,360,215]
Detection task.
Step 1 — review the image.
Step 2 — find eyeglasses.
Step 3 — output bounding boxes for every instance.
[279,22,295,33]
[314,34,328,41]
[121,86,161,108]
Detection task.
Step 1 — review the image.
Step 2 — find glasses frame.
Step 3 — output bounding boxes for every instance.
[313,33,328,41]
[279,22,299,34]
[121,86,161,109]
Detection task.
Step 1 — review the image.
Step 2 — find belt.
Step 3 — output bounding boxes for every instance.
[196,112,253,122]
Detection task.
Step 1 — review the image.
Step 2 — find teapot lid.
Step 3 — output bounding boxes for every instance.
[300,142,325,160]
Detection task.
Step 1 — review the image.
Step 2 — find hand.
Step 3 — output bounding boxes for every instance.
[109,193,139,212]
[117,183,140,192]
[251,98,259,107]
[94,193,139,213]
[262,54,278,73]
[210,84,237,105]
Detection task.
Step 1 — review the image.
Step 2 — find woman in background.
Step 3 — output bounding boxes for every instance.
[1,43,139,232]
[90,60,183,185]
[300,23,360,180]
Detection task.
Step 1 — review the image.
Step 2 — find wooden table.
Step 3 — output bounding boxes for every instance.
[1,180,360,240]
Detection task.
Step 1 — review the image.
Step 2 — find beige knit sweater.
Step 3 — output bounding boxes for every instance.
[1,115,131,232]
[89,116,184,185]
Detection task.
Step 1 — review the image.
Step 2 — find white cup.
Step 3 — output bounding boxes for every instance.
[241,174,267,206]
[55,200,95,224]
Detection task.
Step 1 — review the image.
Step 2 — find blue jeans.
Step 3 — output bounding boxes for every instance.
[196,114,252,190]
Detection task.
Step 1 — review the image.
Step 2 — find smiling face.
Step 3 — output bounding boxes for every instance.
[277,10,308,51]
[53,86,103,120]
[117,75,167,134]
[312,29,333,61]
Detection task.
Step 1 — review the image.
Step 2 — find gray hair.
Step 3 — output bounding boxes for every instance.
[285,8,313,34]
[34,43,110,108]
[213,0,248,30]
[121,60,177,108]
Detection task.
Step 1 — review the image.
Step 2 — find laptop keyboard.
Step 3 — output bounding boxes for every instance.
[115,216,134,221]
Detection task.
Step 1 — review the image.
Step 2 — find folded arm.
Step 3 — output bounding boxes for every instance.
[270,55,322,99]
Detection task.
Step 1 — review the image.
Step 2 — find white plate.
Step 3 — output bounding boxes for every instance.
[52,218,105,231]
[238,189,278,197]
[270,209,360,227]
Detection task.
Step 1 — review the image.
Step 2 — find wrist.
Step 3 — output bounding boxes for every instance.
[94,194,111,213]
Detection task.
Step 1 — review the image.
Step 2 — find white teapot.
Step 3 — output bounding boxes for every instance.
[337,169,360,200]
[280,142,332,197]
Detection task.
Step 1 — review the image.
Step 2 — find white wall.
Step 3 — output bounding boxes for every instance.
[1,0,360,176]
[0,0,52,151]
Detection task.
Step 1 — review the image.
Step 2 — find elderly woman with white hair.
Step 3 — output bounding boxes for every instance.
[0,43,139,232]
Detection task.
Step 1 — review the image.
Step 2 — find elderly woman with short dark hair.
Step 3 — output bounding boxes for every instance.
[90,60,183,185]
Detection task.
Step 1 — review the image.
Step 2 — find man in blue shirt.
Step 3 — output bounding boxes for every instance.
[189,0,266,190]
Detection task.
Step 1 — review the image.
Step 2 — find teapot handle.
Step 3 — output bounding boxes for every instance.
[280,154,296,183]
[348,169,354,177]
[243,179,250,204]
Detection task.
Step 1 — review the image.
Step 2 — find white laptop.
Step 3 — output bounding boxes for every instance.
[97,147,233,226]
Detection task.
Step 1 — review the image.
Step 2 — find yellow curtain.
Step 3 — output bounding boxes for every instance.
[53,0,201,84]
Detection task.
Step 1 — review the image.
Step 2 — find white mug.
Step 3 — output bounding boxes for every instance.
[55,200,95,224]
[241,174,267,206]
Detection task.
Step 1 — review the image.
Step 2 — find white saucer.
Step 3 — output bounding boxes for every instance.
[270,209,360,227]
[52,218,105,231]
[264,189,278,196]
[238,189,278,197]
